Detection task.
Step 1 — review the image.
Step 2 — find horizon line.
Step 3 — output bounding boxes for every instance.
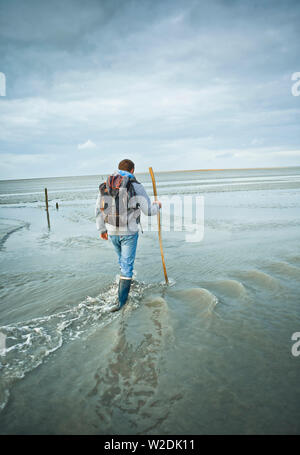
[0,165,300,182]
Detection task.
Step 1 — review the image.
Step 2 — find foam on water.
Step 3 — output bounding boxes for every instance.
[0,278,152,412]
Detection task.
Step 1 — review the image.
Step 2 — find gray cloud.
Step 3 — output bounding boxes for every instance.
[0,0,300,178]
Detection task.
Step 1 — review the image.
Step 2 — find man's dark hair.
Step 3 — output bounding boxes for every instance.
[118,159,135,172]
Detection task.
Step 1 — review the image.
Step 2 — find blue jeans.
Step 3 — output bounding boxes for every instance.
[109,233,139,278]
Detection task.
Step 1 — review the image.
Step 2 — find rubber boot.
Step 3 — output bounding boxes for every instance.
[118,277,132,309]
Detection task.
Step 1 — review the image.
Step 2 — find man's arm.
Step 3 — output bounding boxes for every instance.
[95,193,108,238]
[132,182,161,216]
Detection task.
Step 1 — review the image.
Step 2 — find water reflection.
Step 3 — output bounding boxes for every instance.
[87,295,182,434]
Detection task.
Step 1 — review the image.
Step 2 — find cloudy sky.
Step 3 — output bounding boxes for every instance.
[0,0,299,179]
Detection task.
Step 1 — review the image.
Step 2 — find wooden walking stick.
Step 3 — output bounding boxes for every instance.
[149,167,169,284]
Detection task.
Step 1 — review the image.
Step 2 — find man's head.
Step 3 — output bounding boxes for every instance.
[118,159,135,174]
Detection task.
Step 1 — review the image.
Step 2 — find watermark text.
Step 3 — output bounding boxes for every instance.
[291,72,300,96]
[0,331,6,356]
[0,72,6,96]
[291,332,300,357]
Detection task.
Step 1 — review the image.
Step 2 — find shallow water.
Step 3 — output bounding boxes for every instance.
[0,167,300,434]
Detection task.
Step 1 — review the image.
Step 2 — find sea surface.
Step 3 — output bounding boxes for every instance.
[0,167,300,434]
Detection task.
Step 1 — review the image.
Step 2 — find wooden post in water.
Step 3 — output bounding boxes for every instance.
[45,188,50,229]
[46,209,51,230]
[45,188,49,211]
[149,167,169,285]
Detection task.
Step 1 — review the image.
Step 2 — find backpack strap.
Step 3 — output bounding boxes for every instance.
[126,178,141,226]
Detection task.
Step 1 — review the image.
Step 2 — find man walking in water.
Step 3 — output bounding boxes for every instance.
[95,159,161,311]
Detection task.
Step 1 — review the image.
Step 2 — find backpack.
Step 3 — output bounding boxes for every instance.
[99,173,140,228]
